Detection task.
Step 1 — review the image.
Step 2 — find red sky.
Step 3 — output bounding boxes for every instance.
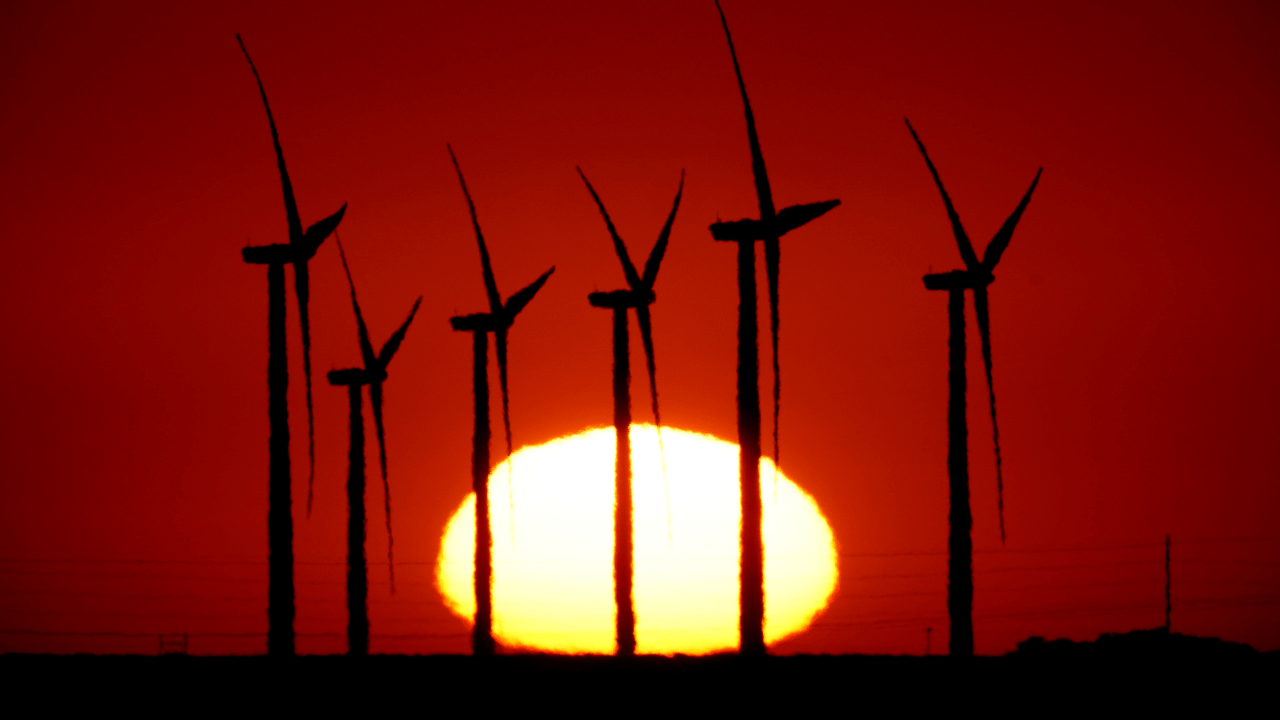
[1,0,1278,656]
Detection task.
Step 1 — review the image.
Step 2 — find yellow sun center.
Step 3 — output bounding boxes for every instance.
[435,425,838,655]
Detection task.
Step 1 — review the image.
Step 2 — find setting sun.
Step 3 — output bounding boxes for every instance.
[436,425,838,655]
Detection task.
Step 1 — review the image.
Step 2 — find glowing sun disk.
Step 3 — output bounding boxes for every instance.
[436,425,838,655]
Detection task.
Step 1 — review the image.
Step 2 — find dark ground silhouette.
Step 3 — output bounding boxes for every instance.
[327,239,420,655]
[7,643,1274,711]
[447,146,554,656]
[1013,627,1260,661]
[579,167,683,656]
[908,118,1041,657]
[236,34,346,657]
[708,0,840,655]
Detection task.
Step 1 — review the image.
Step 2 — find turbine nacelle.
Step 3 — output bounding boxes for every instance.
[243,234,346,266]
[242,243,294,265]
[923,269,995,292]
[327,367,383,387]
[450,312,502,334]
[588,288,654,310]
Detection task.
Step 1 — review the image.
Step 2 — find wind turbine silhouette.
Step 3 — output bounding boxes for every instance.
[578,166,684,657]
[708,0,840,656]
[907,118,1041,657]
[447,145,555,656]
[327,238,420,656]
[236,34,346,657]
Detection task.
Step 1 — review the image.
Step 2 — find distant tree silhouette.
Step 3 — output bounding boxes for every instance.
[327,238,420,656]
[447,146,554,656]
[708,0,840,656]
[578,167,684,656]
[907,118,1041,657]
[236,34,346,657]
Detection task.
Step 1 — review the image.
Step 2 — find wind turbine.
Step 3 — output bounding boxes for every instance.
[707,0,840,656]
[327,238,420,656]
[236,35,346,657]
[907,118,1041,657]
[578,167,684,656]
[447,145,554,656]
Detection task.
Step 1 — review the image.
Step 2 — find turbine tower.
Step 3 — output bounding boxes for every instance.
[237,35,346,657]
[708,1,840,656]
[578,167,684,656]
[447,146,554,656]
[327,238,420,656]
[907,118,1041,657]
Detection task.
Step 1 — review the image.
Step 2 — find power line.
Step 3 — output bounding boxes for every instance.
[0,607,267,621]
[0,629,467,640]
[0,558,436,566]
[0,604,464,624]
[1178,559,1280,567]
[8,589,1275,647]
[0,586,457,602]
[0,567,438,587]
[0,559,268,566]
[3,535,1274,652]
[0,534,1272,568]
[977,578,1161,593]
[1176,536,1280,546]
[846,559,1166,581]
[1177,578,1280,587]
[978,559,1161,574]
[0,589,266,602]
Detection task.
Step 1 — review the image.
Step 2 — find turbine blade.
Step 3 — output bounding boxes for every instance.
[577,167,642,289]
[495,327,513,465]
[973,286,1006,544]
[764,235,781,472]
[904,118,980,272]
[498,265,551,533]
[293,257,317,517]
[302,203,347,258]
[773,199,840,237]
[641,170,684,289]
[378,297,423,369]
[448,145,503,315]
[635,305,662,433]
[636,304,673,536]
[982,168,1042,272]
[369,381,396,592]
[237,35,303,245]
[503,267,555,319]
[335,236,377,370]
[714,0,775,221]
